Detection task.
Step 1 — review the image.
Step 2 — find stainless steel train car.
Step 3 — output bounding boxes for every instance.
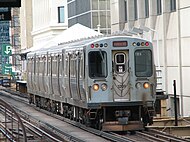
[27,35,157,131]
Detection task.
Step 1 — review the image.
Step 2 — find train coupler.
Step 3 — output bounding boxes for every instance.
[115,110,130,124]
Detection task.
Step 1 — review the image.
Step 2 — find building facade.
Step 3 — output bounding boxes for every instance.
[111,0,190,117]
[31,0,68,47]
[67,0,111,34]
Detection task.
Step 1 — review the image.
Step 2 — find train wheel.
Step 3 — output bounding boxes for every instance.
[79,108,84,124]
[51,101,57,114]
[46,100,51,112]
[95,111,103,130]
[28,94,33,104]
[83,111,91,127]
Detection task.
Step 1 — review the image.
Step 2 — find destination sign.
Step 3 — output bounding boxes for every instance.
[113,41,128,47]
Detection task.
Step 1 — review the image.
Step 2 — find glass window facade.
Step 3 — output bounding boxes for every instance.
[124,0,127,22]
[68,0,111,35]
[157,0,162,15]
[77,13,91,28]
[170,0,176,12]
[145,0,149,18]
[134,0,138,20]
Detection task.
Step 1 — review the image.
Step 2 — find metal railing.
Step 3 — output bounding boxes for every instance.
[0,98,27,142]
[156,69,163,93]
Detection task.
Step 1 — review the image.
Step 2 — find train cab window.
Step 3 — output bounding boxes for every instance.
[114,53,126,73]
[88,51,107,78]
[135,49,153,77]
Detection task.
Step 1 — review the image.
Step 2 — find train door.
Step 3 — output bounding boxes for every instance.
[48,54,53,96]
[112,51,130,101]
[32,54,37,92]
[59,50,66,98]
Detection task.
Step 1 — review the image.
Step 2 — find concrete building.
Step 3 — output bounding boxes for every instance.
[20,0,33,51]
[111,0,190,117]
[31,0,68,47]
[67,0,111,34]
[20,0,68,51]
[19,0,68,79]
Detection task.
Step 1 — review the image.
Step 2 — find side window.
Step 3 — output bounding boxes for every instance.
[65,54,69,76]
[61,52,64,75]
[35,56,40,75]
[48,55,52,76]
[52,56,57,76]
[33,55,36,74]
[71,54,77,77]
[80,53,84,78]
[39,57,43,74]
[58,54,62,76]
[27,58,32,72]
[47,55,51,76]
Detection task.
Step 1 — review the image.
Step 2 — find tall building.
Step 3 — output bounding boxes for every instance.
[67,0,111,34]
[111,0,190,117]
[0,7,20,76]
[11,8,21,72]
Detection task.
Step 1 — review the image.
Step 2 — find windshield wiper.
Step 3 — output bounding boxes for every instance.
[99,49,105,62]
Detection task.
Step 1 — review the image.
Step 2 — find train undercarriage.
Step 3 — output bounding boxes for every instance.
[29,94,155,131]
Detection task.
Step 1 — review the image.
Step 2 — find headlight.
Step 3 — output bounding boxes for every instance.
[101,83,107,91]
[93,84,99,91]
[136,82,142,89]
[143,82,150,89]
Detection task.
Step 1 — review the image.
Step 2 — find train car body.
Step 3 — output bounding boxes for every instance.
[27,36,156,131]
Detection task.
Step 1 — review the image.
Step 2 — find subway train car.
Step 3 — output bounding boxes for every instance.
[27,35,157,131]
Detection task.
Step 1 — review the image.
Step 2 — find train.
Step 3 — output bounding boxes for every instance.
[26,35,157,131]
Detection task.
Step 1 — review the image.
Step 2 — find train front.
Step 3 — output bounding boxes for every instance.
[85,36,156,131]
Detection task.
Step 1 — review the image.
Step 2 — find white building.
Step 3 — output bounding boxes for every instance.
[20,0,68,51]
[31,0,68,47]
[111,0,190,117]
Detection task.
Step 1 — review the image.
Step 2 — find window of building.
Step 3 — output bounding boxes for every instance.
[145,0,149,18]
[170,0,176,12]
[157,0,162,15]
[12,15,20,27]
[124,0,127,22]
[13,35,20,46]
[58,6,65,23]
[134,0,138,20]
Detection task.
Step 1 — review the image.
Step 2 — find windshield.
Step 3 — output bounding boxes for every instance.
[88,51,107,78]
[135,49,153,77]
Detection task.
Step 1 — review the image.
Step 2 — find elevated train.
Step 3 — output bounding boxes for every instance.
[27,35,157,131]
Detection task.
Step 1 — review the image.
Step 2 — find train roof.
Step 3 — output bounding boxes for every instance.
[27,35,150,57]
